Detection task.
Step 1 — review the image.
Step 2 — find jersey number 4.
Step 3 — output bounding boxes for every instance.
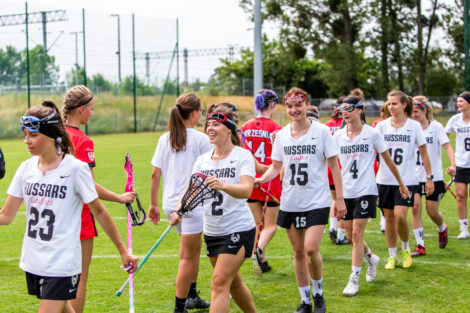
[247,141,267,163]
[28,207,55,241]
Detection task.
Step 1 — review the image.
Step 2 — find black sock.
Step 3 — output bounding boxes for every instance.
[188,282,198,298]
[175,296,186,311]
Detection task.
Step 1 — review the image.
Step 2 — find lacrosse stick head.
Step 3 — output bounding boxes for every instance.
[178,172,219,216]
[124,153,134,192]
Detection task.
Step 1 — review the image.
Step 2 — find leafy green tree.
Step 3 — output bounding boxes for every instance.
[20,45,59,85]
[0,46,23,84]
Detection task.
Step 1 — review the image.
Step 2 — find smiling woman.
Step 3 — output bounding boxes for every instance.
[0,100,137,313]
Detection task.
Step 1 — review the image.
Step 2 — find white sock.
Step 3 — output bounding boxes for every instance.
[298,286,311,304]
[413,228,425,247]
[438,223,446,233]
[402,241,409,251]
[311,278,323,296]
[364,249,372,262]
[459,219,468,231]
[330,217,338,231]
[337,228,346,240]
[352,266,362,277]
[388,247,397,258]
[380,210,385,224]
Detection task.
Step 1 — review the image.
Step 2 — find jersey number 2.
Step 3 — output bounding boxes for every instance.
[27,207,55,241]
[211,193,224,216]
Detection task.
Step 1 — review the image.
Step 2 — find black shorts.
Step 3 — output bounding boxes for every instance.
[247,199,279,207]
[378,184,419,209]
[455,167,470,184]
[343,195,377,220]
[204,228,255,258]
[26,272,80,300]
[418,181,446,202]
[277,207,329,229]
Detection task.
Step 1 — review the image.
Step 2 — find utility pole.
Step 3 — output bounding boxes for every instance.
[70,31,82,85]
[110,14,121,82]
[465,0,470,90]
[25,2,30,108]
[254,0,263,110]
[176,18,180,96]
[145,52,150,84]
[183,48,188,91]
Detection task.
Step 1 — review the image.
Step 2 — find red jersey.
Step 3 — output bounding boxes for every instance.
[66,126,97,240]
[325,119,343,186]
[325,118,343,135]
[66,126,96,167]
[241,118,282,201]
[371,119,383,175]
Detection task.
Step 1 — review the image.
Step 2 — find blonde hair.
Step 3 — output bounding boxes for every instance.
[413,95,434,121]
[62,85,93,122]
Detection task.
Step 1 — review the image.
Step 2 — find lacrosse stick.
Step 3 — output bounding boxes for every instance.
[253,180,273,276]
[259,185,280,205]
[116,172,218,297]
[124,154,146,226]
[443,177,457,200]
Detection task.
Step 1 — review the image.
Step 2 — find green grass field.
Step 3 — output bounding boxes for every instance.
[0,130,469,312]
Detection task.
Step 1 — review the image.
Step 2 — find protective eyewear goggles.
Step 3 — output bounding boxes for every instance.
[414,100,425,109]
[206,112,237,130]
[20,110,59,133]
[284,93,307,105]
[339,98,363,113]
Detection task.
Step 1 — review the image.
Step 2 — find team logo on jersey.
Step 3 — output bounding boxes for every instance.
[230,233,240,243]
[71,274,79,287]
[360,200,369,210]
[87,151,95,162]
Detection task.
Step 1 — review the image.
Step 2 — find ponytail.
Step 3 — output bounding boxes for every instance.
[168,93,201,152]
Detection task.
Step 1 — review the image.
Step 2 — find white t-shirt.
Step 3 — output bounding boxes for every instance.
[415,121,449,182]
[192,146,255,236]
[334,124,387,198]
[445,113,470,168]
[7,154,98,277]
[271,122,339,212]
[376,118,426,186]
[151,128,212,212]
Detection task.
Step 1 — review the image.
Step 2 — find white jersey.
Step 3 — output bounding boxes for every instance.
[334,124,387,198]
[445,113,470,168]
[151,128,212,212]
[272,122,339,212]
[415,121,449,182]
[7,154,97,277]
[376,118,426,186]
[192,146,255,236]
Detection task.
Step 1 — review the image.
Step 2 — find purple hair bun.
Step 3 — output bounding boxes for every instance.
[255,90,279,111]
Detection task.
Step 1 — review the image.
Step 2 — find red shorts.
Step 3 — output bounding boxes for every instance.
[80,205,98,240]
[249,175,282,202]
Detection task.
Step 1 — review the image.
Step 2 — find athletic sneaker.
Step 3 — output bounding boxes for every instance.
[336,238,351,245]
[438,225,448,248]
[342,273,359,297]
[384,256,398,270]
[254,248,272,273]
[329,229,337,243]
[365,254,380,282]
[185,292,210,310]
[401,249,412,268]
[457,229,470,240]
[294,301,312,313]
[313,293,326,313]
[410,245,426,257]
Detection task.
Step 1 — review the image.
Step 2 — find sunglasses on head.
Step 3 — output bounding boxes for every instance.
[284,93,307,105]
[20,110,59,133]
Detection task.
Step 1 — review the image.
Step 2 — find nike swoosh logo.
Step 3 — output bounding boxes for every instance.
[60,175,70,178]
[230,161,236,163]
[361,211,368,215]
[228,245,238,249]
[69,288,77,293]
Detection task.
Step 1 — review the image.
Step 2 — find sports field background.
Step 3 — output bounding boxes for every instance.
[0,127,469,312]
